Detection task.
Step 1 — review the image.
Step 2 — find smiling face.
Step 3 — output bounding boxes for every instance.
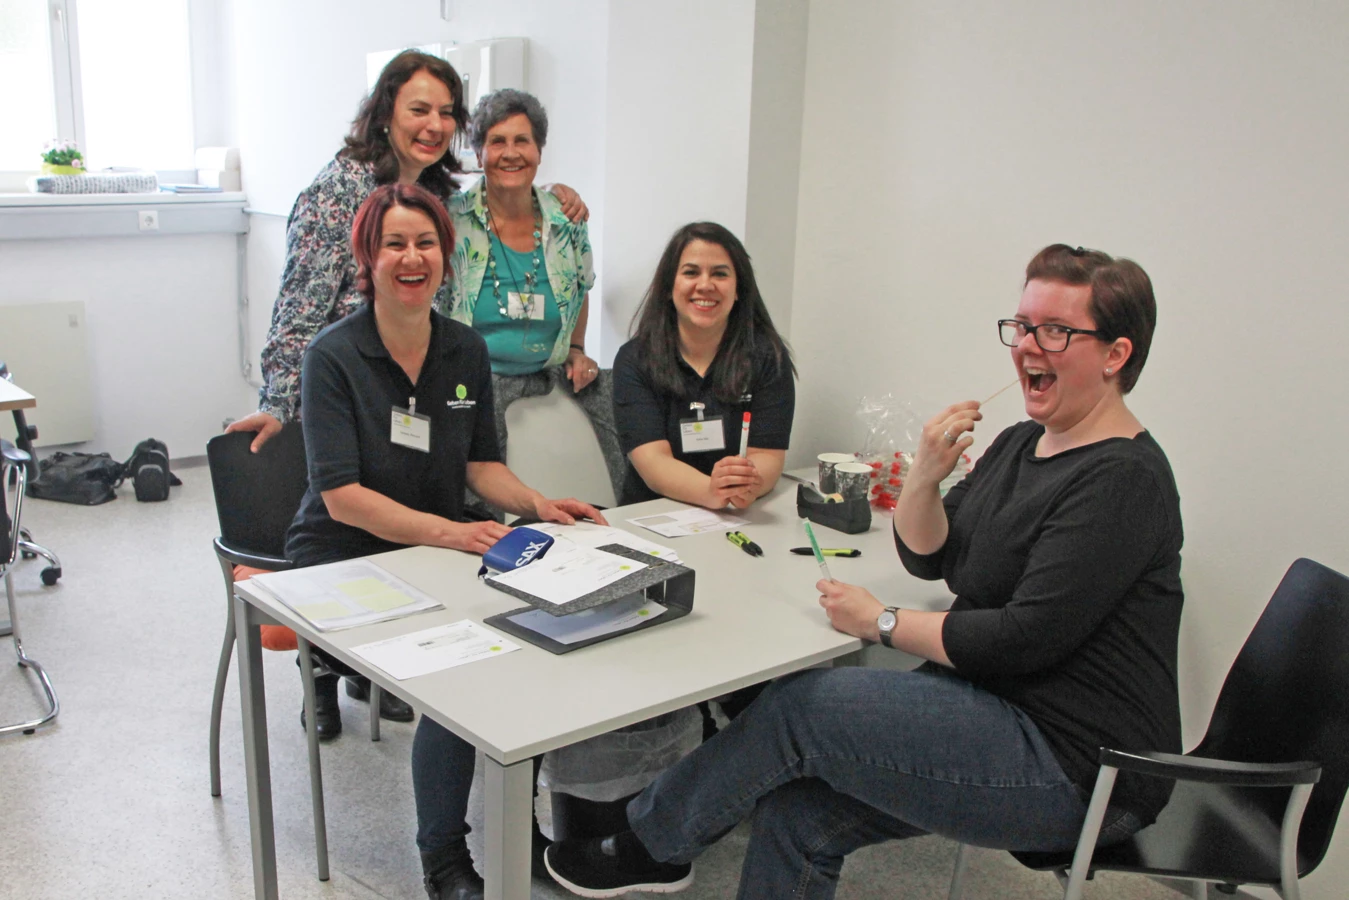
[387,69,456,181]
[672,239,738,342]
[370,204,444,313]
[479,113,541,193]
[1012,279,1130,433]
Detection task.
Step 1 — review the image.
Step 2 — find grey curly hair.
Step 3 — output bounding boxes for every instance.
[468,88,549,157]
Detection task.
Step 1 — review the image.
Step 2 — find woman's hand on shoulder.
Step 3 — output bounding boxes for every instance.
[544,183,589,222]
[706,456,761,509]
[532,497,609,527]
[439,519,514,555]
[908,401,981,489]
[564,346,600,393]
[225,412,282,453]
[817,579,885,641]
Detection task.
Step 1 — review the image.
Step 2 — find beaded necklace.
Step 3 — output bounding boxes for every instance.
[483,188,543,320]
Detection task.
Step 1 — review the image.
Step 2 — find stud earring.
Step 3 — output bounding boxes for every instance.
[1105,368,1113,375]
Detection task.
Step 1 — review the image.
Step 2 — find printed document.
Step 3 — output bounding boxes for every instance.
[249,559,440,631]
[487,543,648,606]
[530,521,681,563]
[627,507,749,538]
[505,595,667,645]
[350,620,520,680]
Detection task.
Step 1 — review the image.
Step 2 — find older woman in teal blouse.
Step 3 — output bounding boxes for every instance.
[447,89,624,503]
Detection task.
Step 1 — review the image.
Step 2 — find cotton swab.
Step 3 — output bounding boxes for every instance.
[981,378,1021,406]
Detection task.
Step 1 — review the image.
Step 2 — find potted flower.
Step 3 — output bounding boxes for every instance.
[41,140,85,175]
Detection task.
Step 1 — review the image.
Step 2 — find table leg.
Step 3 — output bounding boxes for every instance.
[235,594,279,900]
[482,756,534,900]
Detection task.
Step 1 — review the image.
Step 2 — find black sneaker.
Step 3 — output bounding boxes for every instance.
[421,839,484,900]
[545,830,693,897]
[345,675,415,722]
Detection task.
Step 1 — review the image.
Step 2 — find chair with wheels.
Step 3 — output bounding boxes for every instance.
[0,362,60,587]
[206,427,384,881]
[948,557,1349,900]
[1,438,59,736]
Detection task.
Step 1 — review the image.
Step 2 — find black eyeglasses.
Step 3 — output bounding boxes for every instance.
[998,319,1106,352]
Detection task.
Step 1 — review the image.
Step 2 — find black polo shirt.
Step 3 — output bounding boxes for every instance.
[286,305,500,567]
[612,338,795,505]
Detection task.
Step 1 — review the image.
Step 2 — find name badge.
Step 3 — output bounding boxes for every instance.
[679,416,725,454]
[391,406,431,453]
[507,291,546,321]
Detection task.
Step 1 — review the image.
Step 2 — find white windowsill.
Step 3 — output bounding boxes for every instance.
[0,191,248,240]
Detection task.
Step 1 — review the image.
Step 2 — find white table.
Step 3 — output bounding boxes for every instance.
[1,377,36,636]
[232,479,955,899]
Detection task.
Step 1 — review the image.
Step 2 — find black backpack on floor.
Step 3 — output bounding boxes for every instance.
[124,438,181,502]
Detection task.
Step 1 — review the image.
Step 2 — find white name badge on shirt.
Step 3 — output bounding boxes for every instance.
[679,416,725,454]
[391,407,431,453]
[507,291,547,321]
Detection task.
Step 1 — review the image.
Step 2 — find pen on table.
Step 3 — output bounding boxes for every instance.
[738,411,751,458]
[790,547,861,558]
[801,519,833,581]
[726,531,763,557]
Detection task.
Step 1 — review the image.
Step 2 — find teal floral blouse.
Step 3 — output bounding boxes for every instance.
[448,177,595,369]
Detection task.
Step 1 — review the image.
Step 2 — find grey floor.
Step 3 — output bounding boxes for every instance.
[0,466,1217,899]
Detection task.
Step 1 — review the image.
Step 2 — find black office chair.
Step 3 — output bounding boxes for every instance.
[206,427,383,882]
[947,557,1349,900]
[0,362,60,586]
[1,438,59,736]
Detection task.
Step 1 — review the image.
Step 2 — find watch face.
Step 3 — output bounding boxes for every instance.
[877,610,897,633]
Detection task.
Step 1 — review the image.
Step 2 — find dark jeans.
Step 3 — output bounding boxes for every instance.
[412,716,478,852]
[627,666,1142,900]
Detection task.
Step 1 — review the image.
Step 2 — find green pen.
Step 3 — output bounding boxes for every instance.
[801,519,833,581]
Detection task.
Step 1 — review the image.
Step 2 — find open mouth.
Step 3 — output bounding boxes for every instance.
[1025,369,1057,394]
[396,274,428,285]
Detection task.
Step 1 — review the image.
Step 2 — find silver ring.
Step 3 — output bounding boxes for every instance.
[588,367,597,375]
[942,430,957,444]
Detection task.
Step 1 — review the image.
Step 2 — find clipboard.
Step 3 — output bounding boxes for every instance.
[483,544,695,654]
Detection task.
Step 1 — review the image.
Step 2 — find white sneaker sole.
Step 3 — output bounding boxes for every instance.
[543,856,694,898]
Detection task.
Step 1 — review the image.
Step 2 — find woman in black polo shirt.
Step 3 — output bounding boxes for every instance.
[612,222,796,508]
[286,182,603,900]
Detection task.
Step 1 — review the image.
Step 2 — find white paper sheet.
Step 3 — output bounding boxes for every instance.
[486,543,648,606]
[627,507,749,538]
[349,620,520,680]
[249,559,441,631]
[529,521,682,563]
[504,595,668,645]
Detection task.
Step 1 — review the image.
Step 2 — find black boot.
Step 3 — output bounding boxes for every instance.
[345,675,415,722]
[421,839,484,900]
[299,672,341,741]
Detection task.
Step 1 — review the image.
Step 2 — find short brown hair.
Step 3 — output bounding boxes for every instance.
[351,184,455,303]
[1025,244,1156,393]
[342,50,467,198]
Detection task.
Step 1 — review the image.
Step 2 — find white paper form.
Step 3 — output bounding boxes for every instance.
[504,595,667,645]
[627,507,749,538]
[529,521,682,563]
[249,559,441,631]
[350,620,520,680]
[486,543,648,606]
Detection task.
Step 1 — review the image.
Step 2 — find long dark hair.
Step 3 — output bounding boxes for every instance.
[630,222,795,403]
[341,50,468,198]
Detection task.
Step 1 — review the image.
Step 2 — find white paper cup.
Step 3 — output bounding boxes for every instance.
[817,453,854,493]
[834,462,873,501]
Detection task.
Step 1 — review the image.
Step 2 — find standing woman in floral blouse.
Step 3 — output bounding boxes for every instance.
[448,89,625,504]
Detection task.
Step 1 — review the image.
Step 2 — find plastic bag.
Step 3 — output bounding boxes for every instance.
[855,394,969,510]
[539,706,703,801]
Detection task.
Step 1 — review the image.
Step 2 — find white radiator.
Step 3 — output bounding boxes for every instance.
[0,301,95,446]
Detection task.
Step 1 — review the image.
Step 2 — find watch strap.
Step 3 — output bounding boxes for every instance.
[878,607,899,648]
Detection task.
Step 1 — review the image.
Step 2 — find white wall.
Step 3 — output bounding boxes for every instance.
[0,234,254,458]
[789,3,1349,896]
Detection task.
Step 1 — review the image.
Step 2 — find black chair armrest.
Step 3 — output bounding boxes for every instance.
[213,537,296,573]
[1,439,31,467]
[1098,748,1322,786]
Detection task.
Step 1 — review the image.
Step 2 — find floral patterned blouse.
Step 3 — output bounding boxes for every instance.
[447,177,595,370]
[256,155,454,422]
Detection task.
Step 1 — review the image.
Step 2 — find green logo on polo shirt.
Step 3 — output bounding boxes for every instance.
[447,383,476,410]
[456,384,467,400]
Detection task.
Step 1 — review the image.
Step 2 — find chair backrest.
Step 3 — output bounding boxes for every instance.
[1193,557,1349,874]
[206,427,309,559]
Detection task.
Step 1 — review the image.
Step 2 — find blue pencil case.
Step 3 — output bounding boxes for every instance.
[477,526,554,577]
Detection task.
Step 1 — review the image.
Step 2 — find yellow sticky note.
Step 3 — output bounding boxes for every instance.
[337,577,414,613]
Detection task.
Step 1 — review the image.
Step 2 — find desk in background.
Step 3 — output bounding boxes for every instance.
[232,479,954,899]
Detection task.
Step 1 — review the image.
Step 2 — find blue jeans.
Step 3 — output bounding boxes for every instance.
[412,716,477,852]
[627,666,1141,899]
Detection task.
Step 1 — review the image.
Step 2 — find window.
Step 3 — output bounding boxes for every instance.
[0,0,194,178]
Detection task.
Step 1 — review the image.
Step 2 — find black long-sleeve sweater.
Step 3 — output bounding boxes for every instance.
[897,420,1184,823]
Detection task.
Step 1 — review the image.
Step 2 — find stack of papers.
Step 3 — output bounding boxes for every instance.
[627,507,749,538]
[249,559,441,631]
[486,542,648,606]
[530,521,682,563]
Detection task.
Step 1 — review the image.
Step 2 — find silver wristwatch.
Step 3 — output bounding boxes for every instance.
[877,607,899,648]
